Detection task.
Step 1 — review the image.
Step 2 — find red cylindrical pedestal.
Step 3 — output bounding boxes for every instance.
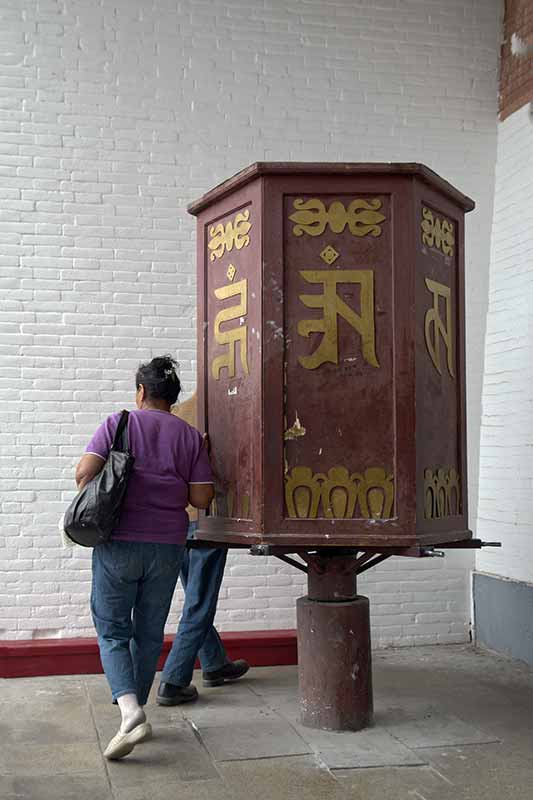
[297,594,373,731]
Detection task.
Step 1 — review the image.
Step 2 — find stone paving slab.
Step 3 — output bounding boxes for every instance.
[382,708,501,748]
[197,714,311,762]
[295,725,425,769]
[413,743,533,800]
[0,742,104,777]
[102,721,220,785]
[112,779,232,800]
[270,695,426,769]
[334,763,453,800]
[0,775,113,800]
[183,698,278,728]
[0,697,99,745]
[217,754,351,800]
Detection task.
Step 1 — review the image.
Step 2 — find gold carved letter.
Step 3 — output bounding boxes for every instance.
[297,269,379,370]
[424,278,455,378]
[212,279,249,380]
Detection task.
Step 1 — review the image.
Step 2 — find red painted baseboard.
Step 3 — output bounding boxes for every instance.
[0,629,297,678]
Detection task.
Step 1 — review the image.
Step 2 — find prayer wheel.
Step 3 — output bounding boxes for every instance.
[188,162,474,730]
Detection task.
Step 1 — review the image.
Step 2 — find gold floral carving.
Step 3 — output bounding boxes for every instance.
[285,467,324,519]
[421,207,455,257]
[289,198,385,238]
[285,466,394,520]
[208,209,252,261]
[354,467,395,520]
[321,466,359,519]
[424,467,461,520]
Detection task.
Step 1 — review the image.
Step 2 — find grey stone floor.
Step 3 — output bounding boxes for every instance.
[2,644,533,799]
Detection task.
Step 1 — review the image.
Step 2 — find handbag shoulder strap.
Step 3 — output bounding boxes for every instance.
[112,409,130,453]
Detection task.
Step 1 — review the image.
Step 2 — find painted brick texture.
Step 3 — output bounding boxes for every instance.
[476,104,533,585]
[0,0,501,642]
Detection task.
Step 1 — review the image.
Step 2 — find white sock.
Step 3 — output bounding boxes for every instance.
[117,693,146,733]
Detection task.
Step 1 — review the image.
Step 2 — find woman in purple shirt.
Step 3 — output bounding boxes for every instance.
[75,356,213,760]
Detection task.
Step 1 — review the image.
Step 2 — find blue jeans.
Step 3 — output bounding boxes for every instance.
[91,540,184,705]
[161,524,228,687]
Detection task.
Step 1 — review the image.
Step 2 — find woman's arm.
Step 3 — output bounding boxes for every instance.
[75,454,105,490]
[188,482,215,509]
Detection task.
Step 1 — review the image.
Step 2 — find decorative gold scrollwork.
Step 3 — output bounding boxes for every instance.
[289,198,385,238]
[208,209,252,261]
[424,467,461,519]
[284,465,394,520]
[421,207,455,257]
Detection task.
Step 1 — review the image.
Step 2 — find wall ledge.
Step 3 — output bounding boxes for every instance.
[0,629,297,678]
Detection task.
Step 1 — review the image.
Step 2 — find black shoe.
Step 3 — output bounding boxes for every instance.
[156,682,199,706]
[202,659,250,688]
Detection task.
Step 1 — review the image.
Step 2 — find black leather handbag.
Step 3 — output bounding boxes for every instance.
[64,410,135,547]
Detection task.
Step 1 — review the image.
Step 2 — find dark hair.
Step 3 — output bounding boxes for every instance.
[135,355,181,405]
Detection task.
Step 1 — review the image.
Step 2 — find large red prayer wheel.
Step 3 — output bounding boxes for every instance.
[188,162,474,730]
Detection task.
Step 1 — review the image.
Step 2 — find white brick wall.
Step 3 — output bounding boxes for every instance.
[476,103,533,585]
[0,0,501,642]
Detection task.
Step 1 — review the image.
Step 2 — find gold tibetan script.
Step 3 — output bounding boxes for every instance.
[424,278,455,378]
[289,198,385,238]
[297,269,379,370]
[212,279,249,380]
[208,209,252,261]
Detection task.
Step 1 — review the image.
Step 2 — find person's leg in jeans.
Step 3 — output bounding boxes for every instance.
[160,543,228,688]
[91,541,141,704]
[91,540,151,759]
[131,542,184,705]
[91,540,183,758]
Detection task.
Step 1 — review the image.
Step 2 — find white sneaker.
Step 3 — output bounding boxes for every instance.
[103,722,153,760]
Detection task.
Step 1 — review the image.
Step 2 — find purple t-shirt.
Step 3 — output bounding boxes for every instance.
[84,409,213,545]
